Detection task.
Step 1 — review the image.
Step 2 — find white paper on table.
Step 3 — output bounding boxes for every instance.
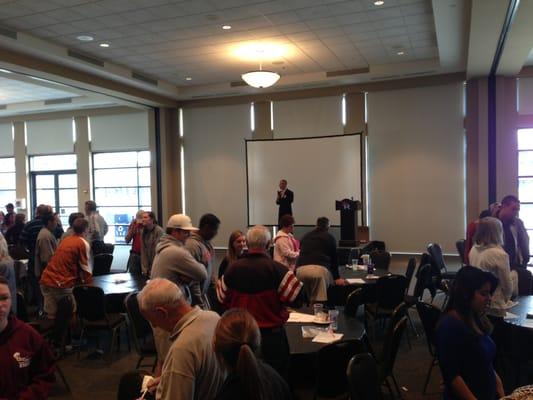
[346,278,365,285]
[287,312,316,323]
[365,275,380,280]
[520,319,533,329]
[504,312,519,320]
[502,300,518,309]
[312,332,344,343]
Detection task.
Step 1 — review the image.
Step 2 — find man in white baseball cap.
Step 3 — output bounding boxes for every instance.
[150,214,208,369]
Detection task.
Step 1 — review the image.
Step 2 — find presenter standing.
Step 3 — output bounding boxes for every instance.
[276,179,294,222]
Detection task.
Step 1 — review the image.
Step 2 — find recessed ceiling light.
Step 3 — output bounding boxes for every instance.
[374,0,384,5]
[76,35,94,42]
[397,50,405,55]
[222,25,232,30]
[99,43,110,48]
[185,77,192,81]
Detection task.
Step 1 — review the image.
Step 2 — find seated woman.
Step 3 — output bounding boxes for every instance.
[436,266,504,400]
[213,308,291,400]
[273,214,299,271]
[469,216,518,316]
[218,230,246,278]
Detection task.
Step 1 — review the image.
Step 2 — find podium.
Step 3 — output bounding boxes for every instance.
[335,198,360,247]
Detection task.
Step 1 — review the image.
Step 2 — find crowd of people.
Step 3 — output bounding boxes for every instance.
[435,194,531,400]
[1,192,532,399]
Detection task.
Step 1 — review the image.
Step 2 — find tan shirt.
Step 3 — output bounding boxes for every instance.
[156,307,225,400]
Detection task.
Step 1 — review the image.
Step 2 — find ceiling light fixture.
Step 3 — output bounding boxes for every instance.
[241,49,280,89]
[76,35,94,42]
[99,43,110,48]
[185,77,192,81]
[397,50,405,55]
[374,0,384,5]
[222,25,232,30]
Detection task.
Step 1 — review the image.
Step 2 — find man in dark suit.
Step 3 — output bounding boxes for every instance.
[276,179,293,222]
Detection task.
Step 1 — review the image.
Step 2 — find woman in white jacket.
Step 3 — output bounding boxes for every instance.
[468,216,518,317]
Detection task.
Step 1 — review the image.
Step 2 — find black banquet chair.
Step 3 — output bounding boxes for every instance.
[124,292,158,370]
[416,301,442,394]
[347,352,383,400]
[365,275,407,337]
[93,253,114,276]
[314,339,366,399]
[427,243,456,280]
[73,285,129,363]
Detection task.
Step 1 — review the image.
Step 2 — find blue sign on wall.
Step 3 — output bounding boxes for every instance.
[114,214,130,243]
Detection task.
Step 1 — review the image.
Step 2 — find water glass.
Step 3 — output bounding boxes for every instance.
[328,309,339,330]
[351,258,357,269]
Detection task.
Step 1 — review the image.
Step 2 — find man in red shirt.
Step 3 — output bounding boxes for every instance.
[0,276,55,399]
[217,225,303,379]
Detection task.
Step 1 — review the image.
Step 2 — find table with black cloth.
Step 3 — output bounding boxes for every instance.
[91,272,146,313]
[327,267,390,306]
[285,307,366,355]
[501,296,533,389]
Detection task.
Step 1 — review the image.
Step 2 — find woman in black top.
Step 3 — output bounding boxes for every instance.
[217,230,246,278]
[213,308,291,400]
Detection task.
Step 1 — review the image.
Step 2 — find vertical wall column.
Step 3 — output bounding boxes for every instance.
[13,121,28,215]
[344,92,367,225]
[495,77,518,201]
[147,109,159,219]
[465,78,490,222]
[157,108,181,223]
[74,116,91,210]
[253,101,272,139]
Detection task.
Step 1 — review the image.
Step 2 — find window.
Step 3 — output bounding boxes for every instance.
[0,157,16,209]
[29,154,78,226]
[518,129,533,237]
[93,151,151,244]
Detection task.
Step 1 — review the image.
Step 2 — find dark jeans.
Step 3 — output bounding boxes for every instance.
[127,252,141,276]
[260,326,290,381]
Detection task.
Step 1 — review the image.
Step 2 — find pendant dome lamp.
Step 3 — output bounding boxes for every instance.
[241,61,280,88]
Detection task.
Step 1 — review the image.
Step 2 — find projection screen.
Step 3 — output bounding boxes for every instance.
[246,133,362,226]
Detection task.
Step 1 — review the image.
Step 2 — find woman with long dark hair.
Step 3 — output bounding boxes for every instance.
[213,308,291,400]
[436,266,505,399]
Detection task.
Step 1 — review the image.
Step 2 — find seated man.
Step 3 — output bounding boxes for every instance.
[138,278,225,400]
[295,217,347,303]
[0,276,55,399]
[217,225,303,379]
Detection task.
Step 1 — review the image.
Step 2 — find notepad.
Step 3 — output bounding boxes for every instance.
[312,332,343,343]
[346,278,365,285]
[287,312,316,323]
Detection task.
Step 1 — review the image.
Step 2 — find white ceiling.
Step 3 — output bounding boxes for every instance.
[0,74,80,104]
[0,0,439,87]
[0,0,531,104]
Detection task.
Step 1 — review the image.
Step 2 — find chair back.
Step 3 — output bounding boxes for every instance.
[93,254,113,276]
[455,239,466,264]
[73,285,107,321]
[427,243,447,273]
[16,292,28,322]
[416,263,442,300]
[405,257,416,287]
[344,288,365,318]
[376,275,407,310]
[381,316,408,377]
[347,353,382,400]
[370,250,391,271]
[124,292,153,356]
[51,296,74,352]
[416,302,441,357]
[316,339,366,398]
[406,259,421,298]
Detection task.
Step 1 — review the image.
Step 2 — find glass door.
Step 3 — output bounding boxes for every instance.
[32,171,78,226]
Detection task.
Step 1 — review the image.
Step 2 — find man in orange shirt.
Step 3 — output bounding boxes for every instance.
[40,218,92,319]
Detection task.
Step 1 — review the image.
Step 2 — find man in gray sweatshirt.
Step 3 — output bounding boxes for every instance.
[150,213,208,364]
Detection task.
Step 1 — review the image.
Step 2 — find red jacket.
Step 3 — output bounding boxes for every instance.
[217,252,303,328]
[0,315,55,400]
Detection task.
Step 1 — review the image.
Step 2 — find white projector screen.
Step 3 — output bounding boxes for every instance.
[246,134,362,226]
